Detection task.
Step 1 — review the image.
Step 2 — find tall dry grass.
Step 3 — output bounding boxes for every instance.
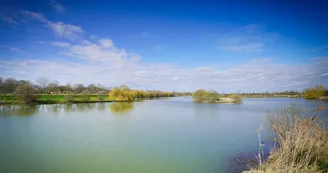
[256,105,328,173]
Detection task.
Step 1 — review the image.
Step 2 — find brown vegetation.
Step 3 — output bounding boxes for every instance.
[254,105,328,173]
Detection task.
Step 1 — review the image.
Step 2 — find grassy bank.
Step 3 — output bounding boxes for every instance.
[0,94,111,104]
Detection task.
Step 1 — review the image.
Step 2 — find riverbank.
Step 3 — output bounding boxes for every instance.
[0,94,174,105]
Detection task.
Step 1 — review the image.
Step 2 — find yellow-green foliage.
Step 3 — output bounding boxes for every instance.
[192,89,220,102]
[109,86,174,101]
[303,85,325,99]
[109,88,135,101]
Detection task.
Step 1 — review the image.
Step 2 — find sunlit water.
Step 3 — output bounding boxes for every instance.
[0,97,327,173]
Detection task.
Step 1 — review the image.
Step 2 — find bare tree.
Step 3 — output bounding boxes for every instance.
[36,77,49,93]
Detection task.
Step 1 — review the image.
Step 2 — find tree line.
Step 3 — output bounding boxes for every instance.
[0,77,191,103]
[0,77,109,95]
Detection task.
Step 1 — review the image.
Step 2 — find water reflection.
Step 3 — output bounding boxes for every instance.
[0,104,39,116]
[97,103,106,111]
[109,102,134,114]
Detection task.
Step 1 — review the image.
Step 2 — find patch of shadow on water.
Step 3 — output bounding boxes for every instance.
[226,151,270,173]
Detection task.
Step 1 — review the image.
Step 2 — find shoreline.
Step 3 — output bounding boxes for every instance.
[0,97,176,105]
[194,97,240,103]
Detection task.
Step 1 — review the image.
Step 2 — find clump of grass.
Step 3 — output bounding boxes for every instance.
[254,105,328,172]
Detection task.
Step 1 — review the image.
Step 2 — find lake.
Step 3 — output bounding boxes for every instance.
[0,97,327,173]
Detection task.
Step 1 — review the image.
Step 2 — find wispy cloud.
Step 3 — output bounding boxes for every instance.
[21,10,83,40]
[48,22,83,39]
[52,38,140,64]
[219,24,278,53]
[49,0,66,13]
[52,41,71,47]
[10,47,20,52]
[0,15,18,25]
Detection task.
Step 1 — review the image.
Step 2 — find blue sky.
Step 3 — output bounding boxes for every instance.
[0,0,327,92]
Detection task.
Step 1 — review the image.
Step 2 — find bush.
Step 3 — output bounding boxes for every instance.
[256,105,328,172]
[303,85,325,99]
[14,84,36,103]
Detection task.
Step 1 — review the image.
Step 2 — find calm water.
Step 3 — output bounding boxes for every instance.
[0,97,327,173]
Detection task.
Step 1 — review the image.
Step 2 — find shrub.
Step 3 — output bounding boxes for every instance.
[256,105,328,172]
[303,85,325,99]
[14,84,36,103]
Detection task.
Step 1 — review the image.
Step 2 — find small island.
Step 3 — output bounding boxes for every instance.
[192,89,242,103]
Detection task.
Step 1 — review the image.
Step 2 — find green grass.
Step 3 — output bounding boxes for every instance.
[0,94,111,104]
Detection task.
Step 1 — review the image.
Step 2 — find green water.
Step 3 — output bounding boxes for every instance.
[0,97,327,173]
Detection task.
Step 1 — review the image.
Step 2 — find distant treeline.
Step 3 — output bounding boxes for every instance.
[0,77,191,103]
[237,91,302,98]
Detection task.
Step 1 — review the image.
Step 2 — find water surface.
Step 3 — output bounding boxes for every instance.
[0,97,327,173]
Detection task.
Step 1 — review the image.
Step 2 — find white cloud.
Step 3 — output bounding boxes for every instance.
[0,15,18,25]
[21,10,83,39]
[1,44,327,92]
[99,39,113,49]
[1,16,326,92]
[52,41,71,47]
[48,22,83,39]
[10,47,20,52]
[49,0,66,13]
[21,10,48,22]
